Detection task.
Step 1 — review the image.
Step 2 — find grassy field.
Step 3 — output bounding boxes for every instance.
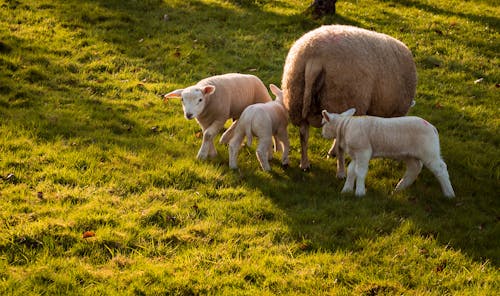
[0,0,499,294]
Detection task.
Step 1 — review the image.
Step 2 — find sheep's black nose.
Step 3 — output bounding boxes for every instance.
[185,113,193,119]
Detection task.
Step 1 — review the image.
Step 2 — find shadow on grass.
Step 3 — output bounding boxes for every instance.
[397,0,500,29]
[1,0,498,268]
[239,139,499,266]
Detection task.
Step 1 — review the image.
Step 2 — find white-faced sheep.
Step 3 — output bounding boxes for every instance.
[220,84,289,171]
[321,109,455,198]
[164,73,272,159]
[282,25,417,170]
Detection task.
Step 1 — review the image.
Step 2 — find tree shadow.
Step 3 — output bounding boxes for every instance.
[396,0,499,28]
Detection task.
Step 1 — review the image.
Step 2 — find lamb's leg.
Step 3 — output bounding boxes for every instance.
[276,129,290,168]
[424,158,455,198]
[198,120,225,159]
[395,158,423,192]
[228,133,244,169]
[327,139,336,158]
[341,161,356,194]
[354,155,370,197]
[336,150,346,179]
[256,136,272,171]
[334,140,346,179]
[299,122,310,170]
[273,136,283,153]
[268,139,274,161]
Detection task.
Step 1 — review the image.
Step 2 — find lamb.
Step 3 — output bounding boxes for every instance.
[219,84,289,171]
[164,73,272,159]
[281,25,417,170]
[321,109,455,198]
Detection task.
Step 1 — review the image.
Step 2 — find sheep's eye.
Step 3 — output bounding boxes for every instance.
[198,98,203,103]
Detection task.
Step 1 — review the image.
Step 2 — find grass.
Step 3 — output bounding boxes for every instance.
[0,0,499,294]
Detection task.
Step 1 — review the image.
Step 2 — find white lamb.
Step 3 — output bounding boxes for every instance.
[219,84,289,171]
[321,109,455,198]
[164,73,272,160]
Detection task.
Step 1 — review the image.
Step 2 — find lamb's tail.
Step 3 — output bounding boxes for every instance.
[219,121,238,144]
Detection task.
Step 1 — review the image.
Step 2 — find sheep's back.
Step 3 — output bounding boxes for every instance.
[200,73,271,120]
[282,25,417,127]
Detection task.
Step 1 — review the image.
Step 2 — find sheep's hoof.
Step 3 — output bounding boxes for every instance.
[336,172,346,179]
[300,164,311,172]
[341,188,353,194]
[281,163,289,170]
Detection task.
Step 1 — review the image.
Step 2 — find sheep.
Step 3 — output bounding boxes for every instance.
[164,73,272,160]
[219,84,289,171]
[321,108,455,198]
[281,25,417,170]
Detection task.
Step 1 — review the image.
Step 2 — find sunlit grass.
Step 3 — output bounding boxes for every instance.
[0,0,499,294]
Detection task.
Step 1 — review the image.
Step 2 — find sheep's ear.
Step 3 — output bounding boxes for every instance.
[164,89,184,99]
[321,110,332,123]
[342,108,356,117]
[202,85,216,96]
[269,84,281,96]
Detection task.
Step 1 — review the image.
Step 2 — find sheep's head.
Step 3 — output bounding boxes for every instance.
[321,108,356,139]
[164,85,216,120]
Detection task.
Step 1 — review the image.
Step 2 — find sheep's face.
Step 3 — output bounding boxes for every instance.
[164,85,216,120]
[181,89,205,120]
[321,110,337,139]
[321,108,356,139]
[321,121,336,139]
[180,85,216,120]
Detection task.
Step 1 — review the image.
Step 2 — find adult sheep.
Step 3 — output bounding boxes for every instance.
[282,25,417,170]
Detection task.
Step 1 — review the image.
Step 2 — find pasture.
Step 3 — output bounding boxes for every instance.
[0,0,498,294]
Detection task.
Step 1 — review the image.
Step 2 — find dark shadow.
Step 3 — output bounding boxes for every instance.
[395,0,500,29]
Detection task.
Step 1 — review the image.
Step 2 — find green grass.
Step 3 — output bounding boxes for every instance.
[1,0,499,294]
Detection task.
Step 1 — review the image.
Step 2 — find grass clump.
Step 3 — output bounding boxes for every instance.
[1,0,499,294]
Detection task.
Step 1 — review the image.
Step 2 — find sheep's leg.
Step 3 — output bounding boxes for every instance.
[299,122,310,170]
[273,136,283,153]
[341,161,356,194]
[228,134,244,169]
[198,120,224,159]
[256,136,272,171]
[268,139,274,161]
[327,139,336,157]
[424,158,455,198]
[276,129,290,168]
[335,142,346,179]
[354,155,370,197]
[395,158,422,192]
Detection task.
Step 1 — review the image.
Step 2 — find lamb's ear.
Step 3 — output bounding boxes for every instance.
[269,84,281,96]
[202,85,216,96]
[164,89,184,99]
[321,110,332,123]
[342,108,356,117]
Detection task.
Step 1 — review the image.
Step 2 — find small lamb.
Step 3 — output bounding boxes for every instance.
[219,84,289,171]
[164,73,271,160]
[321,109,455,198]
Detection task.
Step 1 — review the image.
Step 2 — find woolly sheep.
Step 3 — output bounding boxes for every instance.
[164,73,272,159]
[282,25,417,170]
[321,109,455,198]
[220,84,289,171]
